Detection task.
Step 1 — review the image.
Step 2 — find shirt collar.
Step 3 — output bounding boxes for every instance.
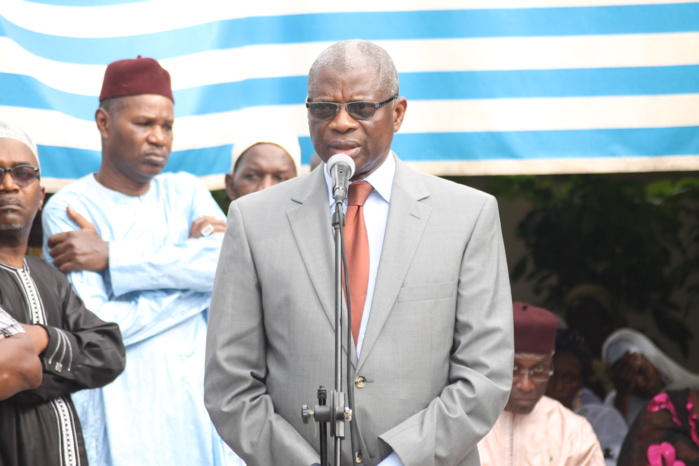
[323,151,396,207]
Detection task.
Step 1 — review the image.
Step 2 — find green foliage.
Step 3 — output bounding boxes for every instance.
[211,189,232,216]
[484,174,699,356]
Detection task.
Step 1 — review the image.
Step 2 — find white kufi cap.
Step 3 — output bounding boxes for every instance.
[0,120,40,167]
[231,127,301,175]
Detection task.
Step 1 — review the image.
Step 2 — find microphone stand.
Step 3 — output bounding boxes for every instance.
[302,199,353,466]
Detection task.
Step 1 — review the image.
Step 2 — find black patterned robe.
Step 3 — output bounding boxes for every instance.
[0,256,125,466]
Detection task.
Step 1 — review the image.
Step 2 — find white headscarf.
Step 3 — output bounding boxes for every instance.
[602,328,699,390]
[0,120,40,167]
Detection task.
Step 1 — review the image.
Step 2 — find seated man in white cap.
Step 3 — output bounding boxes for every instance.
[225,128,301,200]
[478,302,605,466]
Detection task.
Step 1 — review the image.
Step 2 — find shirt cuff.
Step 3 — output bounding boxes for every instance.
[0,306,26,337]
[378,452,404,466]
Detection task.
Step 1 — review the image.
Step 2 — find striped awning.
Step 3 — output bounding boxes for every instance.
[1,0,698,191]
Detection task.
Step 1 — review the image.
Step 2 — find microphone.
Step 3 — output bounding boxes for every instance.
[327,154,355,203]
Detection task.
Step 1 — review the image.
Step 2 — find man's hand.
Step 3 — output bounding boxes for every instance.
[19,323,50,355]
[0,333,43,399]
[48,206,109,273]
[189,215,226,239]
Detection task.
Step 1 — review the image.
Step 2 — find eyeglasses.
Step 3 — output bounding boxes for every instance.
[0,165,40,187]
[513,366,554,382]
[306,95,398,121]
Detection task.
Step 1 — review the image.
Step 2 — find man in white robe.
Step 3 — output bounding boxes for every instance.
[478,302,605,466]
[42,57,241,466]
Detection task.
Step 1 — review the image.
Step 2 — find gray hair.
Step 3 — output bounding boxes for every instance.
[308,40,399,97]
[99,97,126,116]
[0,120,40,167]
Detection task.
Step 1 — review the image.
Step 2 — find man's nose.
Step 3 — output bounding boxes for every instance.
[329,105,359,132]
[148,126,167,145]
[0,170,19,190]
[515,373,536,392]
[259,175,275,191]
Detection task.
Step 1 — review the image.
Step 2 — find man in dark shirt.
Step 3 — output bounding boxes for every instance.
[0,120,125,466]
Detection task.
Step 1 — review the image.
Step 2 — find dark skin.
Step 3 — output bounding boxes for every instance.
[47,94,225,274]
[307,66,407,181]
[546,351,584,409]
[309,152,322,171]
[95,94,175,195]
[225,143,297,201]
[0,138,49,356]
[610,351,665,420]
[505,353,554,415]
[0,140,45,268]
[0,333,43,400]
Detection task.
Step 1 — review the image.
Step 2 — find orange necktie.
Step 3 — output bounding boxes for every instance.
[344,181,373,345]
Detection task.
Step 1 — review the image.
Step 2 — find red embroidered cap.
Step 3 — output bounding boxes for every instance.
[513,301,558,354]
[99,56,174,102]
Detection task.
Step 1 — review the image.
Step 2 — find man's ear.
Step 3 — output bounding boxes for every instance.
[392,97,407,133]
[224,173,236,201]
[37,186,45,211]
[95,108,111,139]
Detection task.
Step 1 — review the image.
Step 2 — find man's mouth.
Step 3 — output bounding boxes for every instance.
[329,143,360,158]
[142,153,168,166]
[510,397,536,407]
[0,198,22,211]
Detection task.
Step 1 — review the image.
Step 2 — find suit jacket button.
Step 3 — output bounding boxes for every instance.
[354,376,367,388]
[355,451,363,463]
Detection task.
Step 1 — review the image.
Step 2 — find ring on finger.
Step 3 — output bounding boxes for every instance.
[201,224,215,237]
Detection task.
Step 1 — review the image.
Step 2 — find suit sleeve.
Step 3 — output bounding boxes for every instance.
[205,202,320,466]
[11,267,125,404]
[379,196,514,465]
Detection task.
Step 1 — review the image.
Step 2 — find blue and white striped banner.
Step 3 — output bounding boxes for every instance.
[1,0,698,191]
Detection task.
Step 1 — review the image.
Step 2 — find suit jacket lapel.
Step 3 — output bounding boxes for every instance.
[357,158,431,370]
[287,169,335,325]
[286,169,358,367]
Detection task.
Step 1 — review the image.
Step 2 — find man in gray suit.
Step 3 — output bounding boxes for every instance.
[205,40,514,466]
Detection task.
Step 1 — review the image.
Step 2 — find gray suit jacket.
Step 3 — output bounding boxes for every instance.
[205,156,514,466]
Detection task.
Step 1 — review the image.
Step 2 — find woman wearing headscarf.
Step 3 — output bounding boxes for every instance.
[602,328,699,426]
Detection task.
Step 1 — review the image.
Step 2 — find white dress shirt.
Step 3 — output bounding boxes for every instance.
[324,153,404,466]
[324,152,394,356]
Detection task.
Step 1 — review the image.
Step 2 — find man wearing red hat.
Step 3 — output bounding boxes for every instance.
[478,302,605,465]
[41,57,240,465]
